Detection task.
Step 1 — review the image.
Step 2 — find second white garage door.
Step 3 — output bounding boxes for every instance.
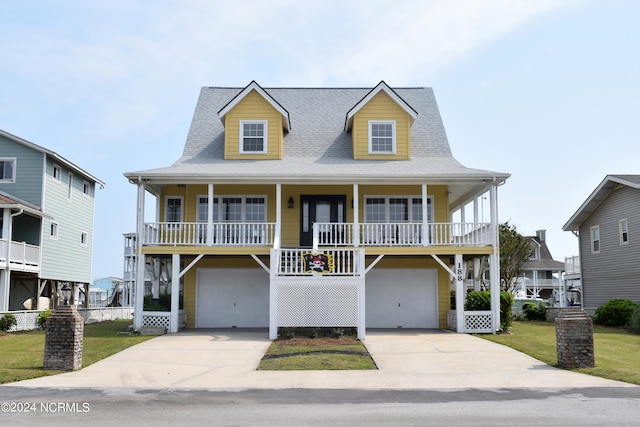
[196,268,269,328]
[366,269,438,328]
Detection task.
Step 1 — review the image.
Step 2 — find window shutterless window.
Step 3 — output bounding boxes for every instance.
[240,120,268,153]
[591,226,600,253]
[0,159,16,182]
[368,121,396,154]
[67,172,73,201]
[619,219,629,244]
[83,181,91,196]
[53,164,61,181]
[165,197,183,223]
[50,222,59,240]
[81,232,88,247]
[364,196,432,222]
[197,195,266,222]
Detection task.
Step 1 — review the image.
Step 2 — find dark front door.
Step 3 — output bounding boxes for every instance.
[299,195,346,247]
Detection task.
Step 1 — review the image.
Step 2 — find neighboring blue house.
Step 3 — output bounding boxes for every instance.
[0,129,104,312]
[91,277,124,307]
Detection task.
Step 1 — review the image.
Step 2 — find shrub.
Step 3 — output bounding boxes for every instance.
[0,313,17,332]
[594,299,640,327]
[500,291,514,331]
[37,309,53,329]
[629,308,640,334]
[522,302,547,321]
[464,290,491,311]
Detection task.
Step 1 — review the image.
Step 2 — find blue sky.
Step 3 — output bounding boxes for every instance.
[1,0,638,280]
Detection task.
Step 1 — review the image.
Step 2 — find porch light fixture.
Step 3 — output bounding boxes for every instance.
[61,283,72,306]
[288,197,294,209]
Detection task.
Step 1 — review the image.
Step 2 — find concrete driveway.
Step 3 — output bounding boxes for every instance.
[6,329,635,390]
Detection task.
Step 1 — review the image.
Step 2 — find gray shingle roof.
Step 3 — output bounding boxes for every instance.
[126,85,508,184]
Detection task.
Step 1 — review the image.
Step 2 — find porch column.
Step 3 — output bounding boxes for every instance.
[207,183,214,246]
[455,253,464,333]
[274,184,281,249]
[269,248,278,339]
[0,208,11,311]
[489,184,500,332]
[134,181,146,330]
[352,184,359,247]
[421,184,428,246]
[170,253,180,333]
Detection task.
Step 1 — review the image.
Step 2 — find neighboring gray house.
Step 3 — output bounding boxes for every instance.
[563,175,640,311]
[0,129,104,312]
[515,230,566,305]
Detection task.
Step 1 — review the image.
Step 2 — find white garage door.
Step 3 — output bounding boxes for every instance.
[366,269,438,328]
[196,268,269,328]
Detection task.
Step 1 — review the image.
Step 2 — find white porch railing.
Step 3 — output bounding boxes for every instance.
[276,248,364,276]
[313,222,492,247]
[565,255,580,275]
[0,239,40,272]
[447,309,494,333]
[143,222,276,246]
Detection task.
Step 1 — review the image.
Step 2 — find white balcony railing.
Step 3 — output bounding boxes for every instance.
[143,222,276,246]
[565,256,580,275]
[276,248,364,276]
[314,222,492,247]
[0,239,40,271]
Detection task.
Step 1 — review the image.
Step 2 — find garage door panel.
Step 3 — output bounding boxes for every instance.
[366,269,437,328]
[196,268,269,328]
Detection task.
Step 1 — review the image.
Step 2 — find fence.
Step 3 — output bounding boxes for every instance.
[1,307,134,332]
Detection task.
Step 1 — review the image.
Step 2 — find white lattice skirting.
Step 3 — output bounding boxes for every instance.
[275,279,362,327]
[464,311,493,333]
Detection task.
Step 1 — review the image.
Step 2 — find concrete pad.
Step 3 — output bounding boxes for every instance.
[5,329,636,390]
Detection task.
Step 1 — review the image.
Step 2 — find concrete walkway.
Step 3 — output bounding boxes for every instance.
[6,329,635,390]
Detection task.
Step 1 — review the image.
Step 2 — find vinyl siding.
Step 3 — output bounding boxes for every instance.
[352,91,412,160]
[0,135,45,207]
[223,90,284,160]
[40,157,96,283]
[579,185,640,308]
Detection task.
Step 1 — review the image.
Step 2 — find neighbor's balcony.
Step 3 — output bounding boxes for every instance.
[313,222,493,247]
[142,222,277,246]
[0,239,41,272]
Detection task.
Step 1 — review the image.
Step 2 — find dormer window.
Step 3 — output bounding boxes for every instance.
[369,121,396,154]
[240,120,268,153]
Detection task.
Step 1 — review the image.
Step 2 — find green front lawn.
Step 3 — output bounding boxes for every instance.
[0,320,154,384]
[479,321,640,385]
[258,337,377,370]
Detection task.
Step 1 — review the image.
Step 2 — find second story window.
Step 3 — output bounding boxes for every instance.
[0,158,16,182]
[620,219,629,244]
[240,121,268,153]
[369,121,396,154]
[591,225,600,254]
[165,197,183,223]
[53,164,61,181]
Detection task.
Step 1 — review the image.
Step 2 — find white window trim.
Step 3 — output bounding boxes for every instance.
[67,172,73,202]
[83,180,91,197]
[590,225,600,254]
[363,195,433,222]
[50,221,59,240]
[619,219,629,245]
[53,163,62,182]
[368,120,396,154]
[165,196,184,223]
[197,194,268,222]
[0,158,17,183]
[80,231,88,247]
[239,120,268,154]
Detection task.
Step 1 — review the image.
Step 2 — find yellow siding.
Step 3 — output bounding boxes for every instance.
[224,90,284,160]
[352,91,412,160]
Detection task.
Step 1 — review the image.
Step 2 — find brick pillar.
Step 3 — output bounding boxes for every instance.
[555,307,595,368]
[44,305,84,371]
